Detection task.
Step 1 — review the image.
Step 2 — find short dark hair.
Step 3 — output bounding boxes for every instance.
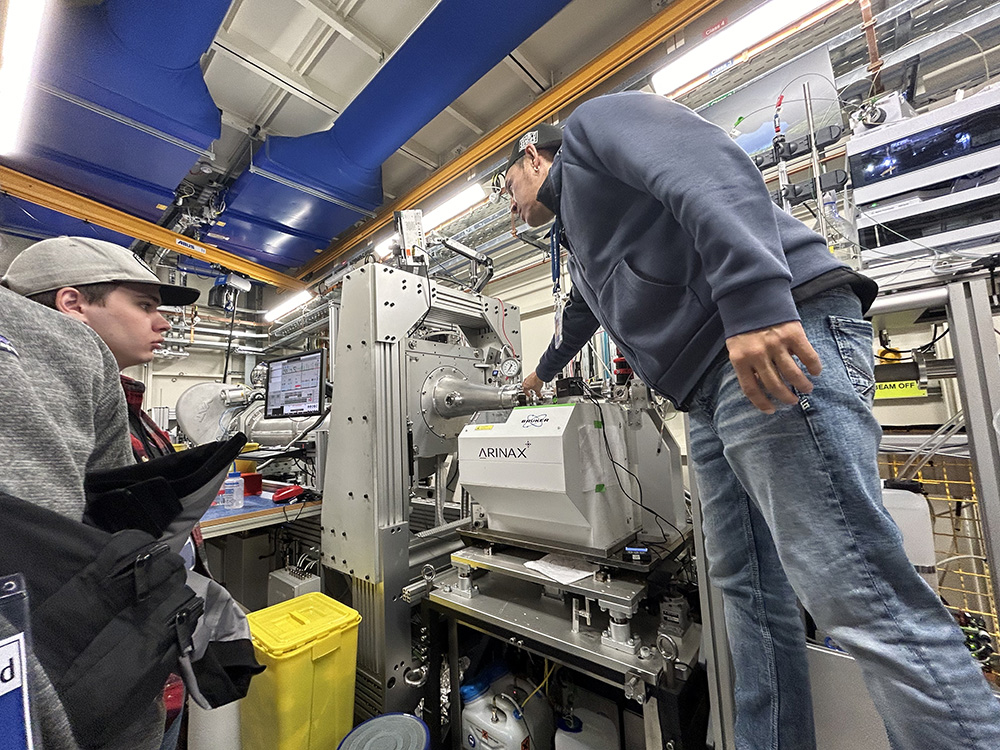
[505,123,562,172]
[28,282,120,311]
[508,146,557,176]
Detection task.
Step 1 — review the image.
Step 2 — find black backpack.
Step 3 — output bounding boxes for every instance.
[2,434,252,748]
[1,492,201,748]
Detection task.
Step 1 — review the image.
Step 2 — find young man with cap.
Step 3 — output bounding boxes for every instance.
[0,273,143,748]
[3,236,201,462]
[505,91,1000,749]
[4,237,204,749]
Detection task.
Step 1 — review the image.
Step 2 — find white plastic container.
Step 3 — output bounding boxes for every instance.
[881,488,936,591]
[492,676,555,750]
[462,692,529,750]
[555,708,619,750]
[222,471,245,510]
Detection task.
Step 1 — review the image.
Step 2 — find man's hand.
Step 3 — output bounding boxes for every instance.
[726,321,822,414]
[522,371,545,398]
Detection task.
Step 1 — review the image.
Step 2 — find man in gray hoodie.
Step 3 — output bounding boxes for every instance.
[0,283,152,750]
[509,91,1000,749]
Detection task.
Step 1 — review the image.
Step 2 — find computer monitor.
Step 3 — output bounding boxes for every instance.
[263,349,326,419]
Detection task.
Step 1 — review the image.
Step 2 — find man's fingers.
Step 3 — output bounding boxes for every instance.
[754,361,800,406]
[794,340,823,377]
[732,362,776,414]
[774,351,814,395]
[521,371,544,397]
[726,321,825,412]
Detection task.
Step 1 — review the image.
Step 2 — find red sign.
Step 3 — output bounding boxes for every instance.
[703,18,728,37]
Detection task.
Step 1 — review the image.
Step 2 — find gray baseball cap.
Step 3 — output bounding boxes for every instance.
[2,236,200,306]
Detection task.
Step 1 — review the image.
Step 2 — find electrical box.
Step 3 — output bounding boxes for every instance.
[267,566,321,606]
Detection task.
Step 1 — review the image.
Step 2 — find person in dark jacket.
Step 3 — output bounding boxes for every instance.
[508,92,1000,749]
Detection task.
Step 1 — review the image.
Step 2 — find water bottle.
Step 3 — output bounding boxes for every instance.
[222,471,244,510]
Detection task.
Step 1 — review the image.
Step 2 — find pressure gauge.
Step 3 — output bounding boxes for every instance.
[249,362,268,387]
[499,357,521,378]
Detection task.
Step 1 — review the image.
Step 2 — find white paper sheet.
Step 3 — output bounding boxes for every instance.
[524,554,596,585]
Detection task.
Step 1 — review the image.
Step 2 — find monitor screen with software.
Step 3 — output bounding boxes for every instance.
[264,349,325,419]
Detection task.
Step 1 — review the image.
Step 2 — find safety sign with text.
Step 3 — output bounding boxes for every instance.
[874,380,928,400]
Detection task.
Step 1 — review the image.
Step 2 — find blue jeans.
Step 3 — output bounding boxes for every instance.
[688,286,1000,749]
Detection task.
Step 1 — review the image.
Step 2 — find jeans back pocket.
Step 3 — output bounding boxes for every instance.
[828,315,876,399]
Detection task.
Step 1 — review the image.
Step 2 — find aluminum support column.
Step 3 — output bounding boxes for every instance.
[947,278,1000,604]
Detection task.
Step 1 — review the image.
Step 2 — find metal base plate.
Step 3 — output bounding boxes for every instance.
[451,545,647,610]
[458,526,688,574]
[430,568,700,688]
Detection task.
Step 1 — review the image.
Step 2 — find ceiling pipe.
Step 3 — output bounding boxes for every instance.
[0,0,231,251]
[104,0,230,71]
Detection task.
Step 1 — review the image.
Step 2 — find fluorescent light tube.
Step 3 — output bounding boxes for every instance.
[651,0,833,98]
[0,0,47,155]
[422,183,486,232]
[264,290,314,322]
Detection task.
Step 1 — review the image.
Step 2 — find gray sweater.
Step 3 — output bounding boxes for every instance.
[0,287,165,749]
[535,91,845,406]
[0,286,132,517]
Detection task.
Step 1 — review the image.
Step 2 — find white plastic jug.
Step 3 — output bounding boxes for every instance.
[462,693,530,750]
[492,676,555,750]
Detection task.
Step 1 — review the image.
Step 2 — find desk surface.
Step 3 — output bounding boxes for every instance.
[199,493,321,538]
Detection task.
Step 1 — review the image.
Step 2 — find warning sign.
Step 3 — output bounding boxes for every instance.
[875,380,928,400]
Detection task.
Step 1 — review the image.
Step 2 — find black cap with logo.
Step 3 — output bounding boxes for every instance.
[505,123,563,172]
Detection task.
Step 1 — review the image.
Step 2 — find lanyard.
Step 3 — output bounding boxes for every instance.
[550,217,565,349]
[550,216,562,295]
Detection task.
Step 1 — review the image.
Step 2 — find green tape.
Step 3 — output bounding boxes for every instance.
[594,420,603,428]
[595,484,605,493]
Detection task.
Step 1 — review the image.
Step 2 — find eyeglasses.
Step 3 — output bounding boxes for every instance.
[489,170,519,236]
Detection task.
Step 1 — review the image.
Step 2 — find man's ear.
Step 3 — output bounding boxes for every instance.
[524,143,543,172]
[54,287,90,322]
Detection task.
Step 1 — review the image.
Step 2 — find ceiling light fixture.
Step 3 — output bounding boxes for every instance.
[263,289,314,322]
[650,0,851,99]
[421,183,487,232]
[0,0,47,155]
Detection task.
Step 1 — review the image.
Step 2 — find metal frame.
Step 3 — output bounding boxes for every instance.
[947,278,1000,602]
[428,566,704,750]
[321,261,521,716]
[0,165,306,290]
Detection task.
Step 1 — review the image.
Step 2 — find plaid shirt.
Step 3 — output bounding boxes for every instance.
[120,375,174,462]
[120,375,208,555]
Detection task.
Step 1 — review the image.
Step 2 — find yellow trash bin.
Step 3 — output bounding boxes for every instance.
[241,592,362,750]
